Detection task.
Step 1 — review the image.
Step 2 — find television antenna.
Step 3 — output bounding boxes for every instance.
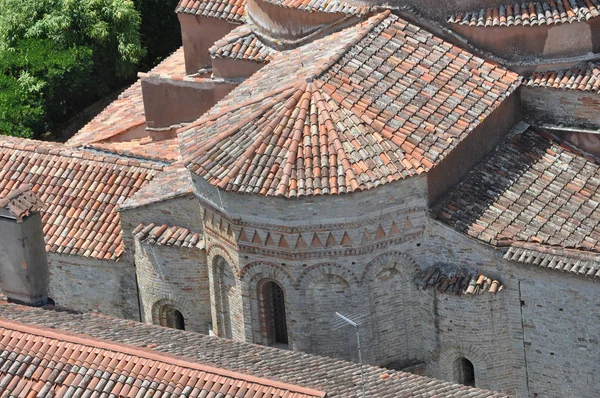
[333,312,368,398]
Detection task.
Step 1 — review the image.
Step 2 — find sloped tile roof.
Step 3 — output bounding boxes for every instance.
[0,301,508,397]
[133,223,204,248]
[0,320,324,398]
[176,0,245,22]
[86,137,180,163]
[448,0,600,27]
[435,128,600,254]
[67,48,189,163]
[262,0,371,15]
[67,81,145,147]
[418,266,503,295]
[0,136,161,261]
[139,46,213,82]
[180,12,520,197]
[120,166,194,210]
[525,62,600,92]
[504,245,600,278]
[210,24,277,63]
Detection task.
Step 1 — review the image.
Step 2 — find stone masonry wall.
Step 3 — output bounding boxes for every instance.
[420,219,527,396]
[424,218,600,397]
[200,176,430,367]
[135,240,212,333]
[518,265,600,398]
[48,253,139,320]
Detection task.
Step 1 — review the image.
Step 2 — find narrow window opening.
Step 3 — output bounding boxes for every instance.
[262,281,288,346]
[173,310,185,330]
[457,357,475,387]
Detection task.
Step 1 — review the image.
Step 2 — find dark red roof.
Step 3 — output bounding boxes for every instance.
[180,12,520,197]
[0,300,507,397]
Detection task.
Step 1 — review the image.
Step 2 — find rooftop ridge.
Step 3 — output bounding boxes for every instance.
[448,0,600,28]
[525,62,600,92]
[0,318,326,397]
[0,135,164,171]
[310,10,391,81]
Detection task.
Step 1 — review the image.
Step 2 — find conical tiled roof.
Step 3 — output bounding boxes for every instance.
[180,11,521,197]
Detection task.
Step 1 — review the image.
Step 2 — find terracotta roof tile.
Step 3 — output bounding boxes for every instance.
[210,24,277,63]
[418,266,503,295]
[176,0,245,22]
[435,127,600,256]
[180,12,520,197]
[0,302,507,397]
[504,244,600,278]
[262,0,371,15]
[120,166,194,210]
[0,319,324,398]
[525,62,600,92]
[67,48,190,163]
[67,81,145,147]
[0,136,160,261]
[0,184,45,222]
[134,223,204,248]
[448,0,600,27]
[86,137,180,163]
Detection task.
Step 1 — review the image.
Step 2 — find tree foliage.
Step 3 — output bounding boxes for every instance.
[135,0,182,71]
[0,0,144,138]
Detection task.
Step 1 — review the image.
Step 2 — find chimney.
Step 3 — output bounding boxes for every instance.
[0,184,49,306]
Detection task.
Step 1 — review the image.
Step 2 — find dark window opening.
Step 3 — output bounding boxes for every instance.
[173,310,185,330]
[457,357,475,387]
[262,281,288,345]
[159,305,185,331]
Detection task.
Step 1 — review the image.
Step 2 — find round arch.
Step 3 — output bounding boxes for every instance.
[212,254,237,339]
[295,263,359,360]
[239,261,295,347]
[361,251,420,282]
[207,244,237,275]
[438,344,491,389]
[151,297,191,330]
[296,263,359,293]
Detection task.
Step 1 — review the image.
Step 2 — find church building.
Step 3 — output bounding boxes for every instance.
[1,0,599,396]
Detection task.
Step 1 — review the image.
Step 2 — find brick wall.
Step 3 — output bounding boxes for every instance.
[48,253,139,320]
[518,266,600,398]
[135,241,212,333]
[522,88,600,129]
[424,219,600,397]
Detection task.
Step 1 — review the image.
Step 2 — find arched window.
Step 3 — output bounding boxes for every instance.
[214,256,234,339]
[157,304,185,330]
[261,281,288,346]
[456,357,475,387]
[172,310,185,330]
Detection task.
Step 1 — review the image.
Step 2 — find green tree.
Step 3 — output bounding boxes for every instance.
[0,0,144,137]
[0,0,144,89]
[0,39,93,137]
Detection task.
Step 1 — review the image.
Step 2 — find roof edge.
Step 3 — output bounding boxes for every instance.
[0,318,327,397]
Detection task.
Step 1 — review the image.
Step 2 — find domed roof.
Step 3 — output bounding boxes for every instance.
[179,11,520,197]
